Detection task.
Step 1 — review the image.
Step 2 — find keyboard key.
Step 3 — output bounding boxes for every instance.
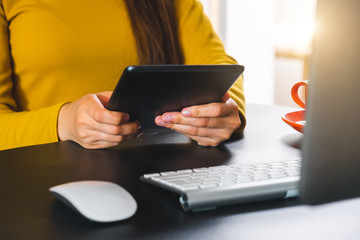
[167,180,187,184]
[201,180,219,185]
[218,180,237,186]
[270,173,288,178]
[237,166,255,172]
[219,177,237,182]
[236,177,253,183]
[253,175,270,181]
[253,164,270,169]
[193,167,209,172]
[154,174,191,181]
[176,169,193,174]
[143,173,160,178]
[160,171,177,176]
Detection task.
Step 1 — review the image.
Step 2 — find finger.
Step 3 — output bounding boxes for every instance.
[96,91,113,106]
[188,135,222,147]
[81,129,139,146]
[77,129,125,144]
[181,101,234,118]
[156,112,228,129]
[80,140,121,149]
[222,92,230,102]
[93,120,140,136]
[159,121,232,140]
[83,94,130,125]
[88,104,130,126]
[156,112,241,131]
[93,130,138,143]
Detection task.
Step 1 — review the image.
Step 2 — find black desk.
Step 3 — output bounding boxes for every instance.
[1,104,359,240]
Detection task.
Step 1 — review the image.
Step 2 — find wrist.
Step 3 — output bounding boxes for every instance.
[57,103,71,141]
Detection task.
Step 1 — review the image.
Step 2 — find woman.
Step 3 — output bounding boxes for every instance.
[0,0,245,150]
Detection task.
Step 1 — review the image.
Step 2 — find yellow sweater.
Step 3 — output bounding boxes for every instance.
[0,0,245,151]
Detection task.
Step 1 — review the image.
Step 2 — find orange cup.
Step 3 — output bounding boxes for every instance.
[291,80,309,109]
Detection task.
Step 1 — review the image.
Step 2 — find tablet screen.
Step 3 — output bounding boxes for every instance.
[107,64,244,129]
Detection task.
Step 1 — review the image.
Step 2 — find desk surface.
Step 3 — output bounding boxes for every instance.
[1,104,359,240]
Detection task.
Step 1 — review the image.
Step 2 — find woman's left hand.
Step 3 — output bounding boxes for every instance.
[155,92,241,146]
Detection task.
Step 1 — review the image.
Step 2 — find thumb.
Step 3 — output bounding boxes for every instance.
[96,91,113,106]
[222,92,230,102]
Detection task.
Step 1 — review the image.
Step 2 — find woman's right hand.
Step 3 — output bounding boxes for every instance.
[58,91,140,149]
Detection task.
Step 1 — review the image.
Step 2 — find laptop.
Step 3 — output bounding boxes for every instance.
[300,0,360,205]
[140,0,360,211]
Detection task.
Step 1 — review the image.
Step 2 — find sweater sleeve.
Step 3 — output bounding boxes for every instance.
[0,3,65,150]
[176,0,246,130]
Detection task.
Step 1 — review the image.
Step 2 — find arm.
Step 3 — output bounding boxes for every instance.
[0,4,139,150]
[0,4,65,150]
[155,0,246,146]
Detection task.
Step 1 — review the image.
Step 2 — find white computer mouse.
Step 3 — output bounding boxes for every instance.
[49,181,137,222]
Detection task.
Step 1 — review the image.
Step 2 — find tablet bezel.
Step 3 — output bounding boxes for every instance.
[106,64,244,129]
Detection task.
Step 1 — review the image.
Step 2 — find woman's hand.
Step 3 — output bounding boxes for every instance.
[155,92,241,146]
[58,91,140,149]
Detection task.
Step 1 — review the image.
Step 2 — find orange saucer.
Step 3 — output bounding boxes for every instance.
[281,110,306,133]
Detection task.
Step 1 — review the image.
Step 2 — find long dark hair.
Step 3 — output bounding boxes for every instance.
[124,0,184,65]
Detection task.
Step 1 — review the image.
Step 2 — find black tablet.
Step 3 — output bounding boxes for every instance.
[106,64,244,129]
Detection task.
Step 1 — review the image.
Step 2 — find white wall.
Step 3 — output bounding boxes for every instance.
[274,0,317,107]
[200,0,317,106]
[226,0,275,105]
[274,58,304,107]
[201,0,275,105]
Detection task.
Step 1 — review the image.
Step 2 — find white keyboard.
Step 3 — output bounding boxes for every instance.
[140,158,301,211]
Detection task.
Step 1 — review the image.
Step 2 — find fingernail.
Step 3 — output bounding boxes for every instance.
[163,115,173,123]
[123,114,130,122]
[156,118,165,126]
[182,110,191,117]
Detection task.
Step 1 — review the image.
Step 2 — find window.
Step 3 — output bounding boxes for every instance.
[200,0,317,106]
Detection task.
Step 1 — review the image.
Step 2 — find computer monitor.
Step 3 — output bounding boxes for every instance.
[300,0,360,204]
